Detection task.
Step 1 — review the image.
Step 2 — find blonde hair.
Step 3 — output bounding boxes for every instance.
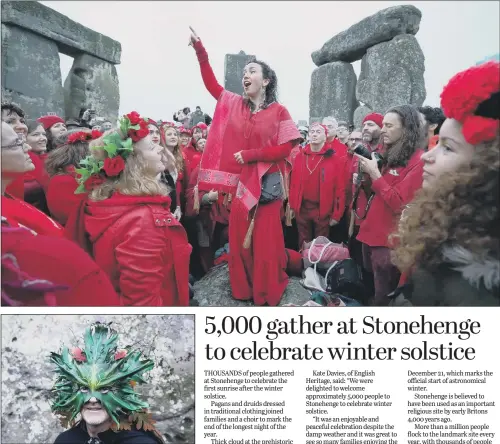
[88,130,170,201]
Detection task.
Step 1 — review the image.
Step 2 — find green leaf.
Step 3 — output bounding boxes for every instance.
[75,183,87,194]
[103,143,118,157]
[121,138,133,149]
[129,124,140,130]
[74,168,88,176]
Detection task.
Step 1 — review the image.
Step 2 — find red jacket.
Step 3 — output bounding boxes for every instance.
[82,194,192,306]
[1,194,63,237]
[356,150,424,247]
[1,221,120,306]
[5,176,25,200]
[47,173,86,226]
[289,143,347,221]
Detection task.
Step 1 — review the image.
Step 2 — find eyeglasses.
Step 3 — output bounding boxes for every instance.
[2,138,24,150]
[337,126,348,132]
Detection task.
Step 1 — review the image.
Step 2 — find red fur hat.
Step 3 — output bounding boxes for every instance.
[440,61,500,145]
[362,113,384,128]
[37,115,65,130]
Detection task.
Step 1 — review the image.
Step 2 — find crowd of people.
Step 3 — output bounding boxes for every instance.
[1,28,498,307]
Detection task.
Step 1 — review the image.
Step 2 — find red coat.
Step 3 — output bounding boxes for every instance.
[1,221,120,306]
[1,194,63,237]
[289,143,347,222]
[5,176,25,200]
[47,173,86,225]
[357,150,424,248]
[83,194,192,306]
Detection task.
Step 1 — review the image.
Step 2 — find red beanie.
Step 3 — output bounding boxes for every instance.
[179,126,192,135]
[37,115,65,130]
[196,122,208,130]
[362,113,384,128]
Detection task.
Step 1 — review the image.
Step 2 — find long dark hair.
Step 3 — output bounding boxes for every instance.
[244,59,278,111]
[384,105,423,167]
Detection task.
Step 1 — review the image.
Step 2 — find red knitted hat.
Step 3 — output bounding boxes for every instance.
[440,61,500,145]
[362,113,384,128]
[37,115,65,130]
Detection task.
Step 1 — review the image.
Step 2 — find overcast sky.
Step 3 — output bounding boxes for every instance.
[42,1,499,123]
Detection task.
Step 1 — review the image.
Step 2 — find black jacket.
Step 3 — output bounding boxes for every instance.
[390,245,499,306]
[54,421,163,444]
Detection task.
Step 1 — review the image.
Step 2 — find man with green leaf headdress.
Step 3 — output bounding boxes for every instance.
[52,323,164,444]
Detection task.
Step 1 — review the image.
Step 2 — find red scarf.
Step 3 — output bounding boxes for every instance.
[198,90,300,211]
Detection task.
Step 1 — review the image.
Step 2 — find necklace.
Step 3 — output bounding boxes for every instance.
[306,153,323,175]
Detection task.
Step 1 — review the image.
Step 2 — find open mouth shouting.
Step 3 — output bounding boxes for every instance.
[243,80,252,89]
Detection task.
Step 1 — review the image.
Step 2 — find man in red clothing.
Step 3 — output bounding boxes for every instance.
[289,123,347,248]
[354,105,424,306]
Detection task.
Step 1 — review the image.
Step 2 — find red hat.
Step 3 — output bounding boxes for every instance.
[196,122,208,130]
[440,61,499,145]
[179,126,192,135]
[362,113,384,128]
[37,114,65,130]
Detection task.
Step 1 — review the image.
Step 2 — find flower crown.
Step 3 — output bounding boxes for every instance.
[440,61,500,145]
[67,129,103,144]
[74,112,149,194]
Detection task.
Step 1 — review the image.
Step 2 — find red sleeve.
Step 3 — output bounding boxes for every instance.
[114,214,166,306]
[241,142,293,163]
[371,162,424,214]
[194,40,224,100]
[332,157,347,221]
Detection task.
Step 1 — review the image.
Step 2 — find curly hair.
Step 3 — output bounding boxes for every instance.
[45,140,89,177]
[1,102,26,119]
[418,106,446,135]
[392,136,500,273]
[243,59,278,111]
[161,124,185,173]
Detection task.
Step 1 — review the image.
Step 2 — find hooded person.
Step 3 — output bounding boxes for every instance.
[190,26,301,305]
[52,323,164,443]
[390,61,500,306]
[64,111,192,306]
[37,114,67,152]
[288,123,347,247]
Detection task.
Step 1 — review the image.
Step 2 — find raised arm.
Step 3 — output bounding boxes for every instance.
[190,27,223,100]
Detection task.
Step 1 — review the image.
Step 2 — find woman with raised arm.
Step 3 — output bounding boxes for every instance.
[189,27,301,305]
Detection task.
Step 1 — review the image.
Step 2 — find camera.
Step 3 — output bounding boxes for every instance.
[353,144,385,169]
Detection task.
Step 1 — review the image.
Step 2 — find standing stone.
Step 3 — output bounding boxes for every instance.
[309,61,359,125]
[64,54,119,123]
[356,34,426,114]
[353,104,373,130]
[224,50,255,95]
[1,24,64,118]
[311,5,422,66]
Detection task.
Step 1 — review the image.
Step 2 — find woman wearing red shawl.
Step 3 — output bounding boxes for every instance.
[2,122,64,237]
[190,27,301,305]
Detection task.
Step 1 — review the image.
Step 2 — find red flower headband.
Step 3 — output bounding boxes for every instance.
[440,61,500,145]
[67,130,103,144]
